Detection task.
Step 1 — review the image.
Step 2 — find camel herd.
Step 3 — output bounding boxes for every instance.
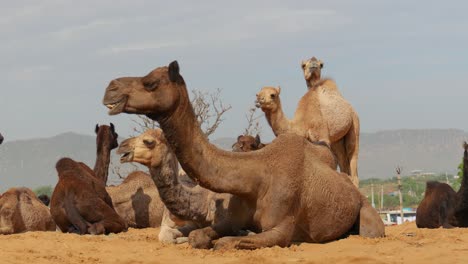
[0,57,466,250]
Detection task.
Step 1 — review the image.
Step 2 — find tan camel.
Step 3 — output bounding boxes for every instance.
[300,57,360,186]
[117,129,251,246]
[106,171,166,229]
[102,61,384,249]
[256,85,331,147]
[416,142,468,228]
[0,187,56,234]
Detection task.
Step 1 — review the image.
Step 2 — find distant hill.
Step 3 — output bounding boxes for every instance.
[0,129,466,191]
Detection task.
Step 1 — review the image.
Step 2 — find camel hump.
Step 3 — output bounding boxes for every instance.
[56,157,77,171]
[424,181,451,196]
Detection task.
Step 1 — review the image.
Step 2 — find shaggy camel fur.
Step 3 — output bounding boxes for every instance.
[94,123,118,184]
[232,134,266,152]
[256,86,331,147]
[0,187,55,234]
[50,158,127,234]
[416,142,468,228]
[106,171,165,229]
[102,61,384,249]
[117,129,253,245]
[301,57,361,187]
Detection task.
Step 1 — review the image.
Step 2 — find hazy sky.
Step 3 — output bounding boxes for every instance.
[1,0,468,142]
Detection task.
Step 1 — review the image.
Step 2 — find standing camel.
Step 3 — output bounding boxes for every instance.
[300,57,360,186]
[94,123,118,184]
[102,60,384,250]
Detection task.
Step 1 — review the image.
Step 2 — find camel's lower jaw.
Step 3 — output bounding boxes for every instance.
[119,152,133,163]
[104,97,127,115]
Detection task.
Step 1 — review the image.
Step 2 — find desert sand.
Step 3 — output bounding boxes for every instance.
[1,222,467,264]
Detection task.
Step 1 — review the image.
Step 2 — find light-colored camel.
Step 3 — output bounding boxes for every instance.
[106,171,166,229]
[416,142,468,228]
[300,57,360,186]
[256,86,331,148]
[102,60,384,249]
[117,129,253,245]
[0,187,56,234]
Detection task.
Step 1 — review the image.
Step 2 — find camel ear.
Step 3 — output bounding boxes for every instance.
[110,123,115,132]
[168,60,180,83]
[277,86,281,95]
[320,61,324,69]
[95,124,99,134]
[255,134,261,146]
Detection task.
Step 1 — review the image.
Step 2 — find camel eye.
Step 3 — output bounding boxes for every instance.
[301,64,306,69]
[270,94,276,99]
[143,139,156,148]
[145,80,160,91]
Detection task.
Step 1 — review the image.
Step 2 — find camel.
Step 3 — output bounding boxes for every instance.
[94,123,119,184]
[416,142,468,228]
[106,171,166,229]
[232,134,267,152]
[300,57,361,187]
[38,194,50,206]
[102,60,384,249]
[117,129,253,245]
[0,187,56,234]
[256,86,331,147]
[0,132,3,145]
[50,158,127,234]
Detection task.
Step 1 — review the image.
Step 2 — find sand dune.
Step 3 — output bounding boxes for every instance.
[1,222,467,264]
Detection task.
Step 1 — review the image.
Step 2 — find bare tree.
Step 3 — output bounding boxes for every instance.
[243,105,262,136]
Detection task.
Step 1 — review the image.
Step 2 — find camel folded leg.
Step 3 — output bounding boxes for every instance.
[213,218,294,250]
[77,196,127,235]
[356,196,385,238]
[0,208,15,235]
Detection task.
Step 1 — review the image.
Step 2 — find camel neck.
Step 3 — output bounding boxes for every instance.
[458,149,468,196]
[149,150,208,224]
[264,102,290,137]
[94,144,112,185]
[151,83,258,197]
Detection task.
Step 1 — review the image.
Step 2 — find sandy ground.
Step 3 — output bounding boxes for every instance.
[1,222,467,264]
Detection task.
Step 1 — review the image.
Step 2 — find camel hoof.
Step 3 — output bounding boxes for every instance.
[188,230,212,249]
[88,223,105,235]
[213,237,239,251]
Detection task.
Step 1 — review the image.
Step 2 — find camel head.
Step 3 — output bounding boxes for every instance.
[117,128,169,168]
[301,57,323,82]
[255,86,281,112]
[0,132,3,145]
[232,134,265,152]
[103,61,184,117]
[95,123,119,150]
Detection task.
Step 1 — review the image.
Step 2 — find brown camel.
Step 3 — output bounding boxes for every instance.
[50,158,127,234]
[106,171,166,229]
[102,61,384,249]
[300,57,361,187]
[256,86,331,147]
[117,129,250,245]
[232,134,267,152]
[416,142,468,228]
[94,123,119,184]
[0,187,56,234]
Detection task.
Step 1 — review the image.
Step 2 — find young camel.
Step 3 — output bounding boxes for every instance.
[102,60,384,249]
[300,57,361,187]
[117,129,264,245]
[416,142,468,228]
[0,187,56,234]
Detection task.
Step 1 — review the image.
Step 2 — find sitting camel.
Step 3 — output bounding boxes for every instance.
[106,171,166,229]
[416,142,468,228]
[232,134,267,152]
[0,187,56,234]
[300,57,361,187]
[50,158,127,234]
[102,60,384,249]
[117,129,260,245]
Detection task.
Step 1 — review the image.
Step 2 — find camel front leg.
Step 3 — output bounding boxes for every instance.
[345,112,360,187]
[331,140,350,175]
[214,217,295,250]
